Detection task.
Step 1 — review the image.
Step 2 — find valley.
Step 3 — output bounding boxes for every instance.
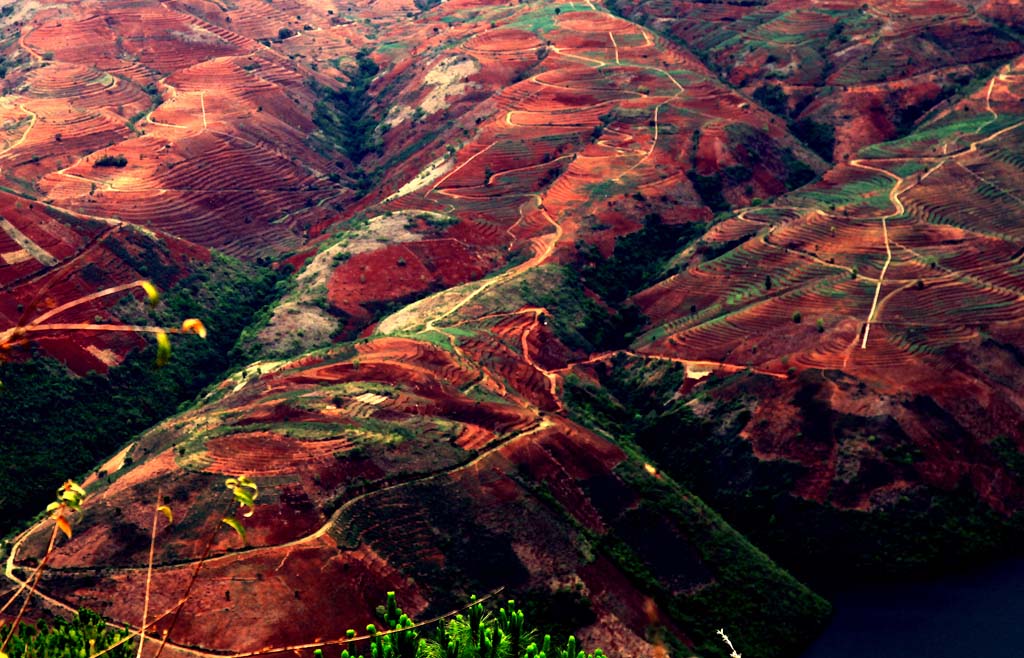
[2,1,1024,657]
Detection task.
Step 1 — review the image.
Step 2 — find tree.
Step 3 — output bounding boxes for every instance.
[94,154,128,167]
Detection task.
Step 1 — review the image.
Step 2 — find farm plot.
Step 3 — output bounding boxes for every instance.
[902,159,1024,240]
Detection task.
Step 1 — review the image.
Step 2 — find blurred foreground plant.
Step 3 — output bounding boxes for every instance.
[0,472,256,658]
[0,279,206,380]
[296,593,605,658]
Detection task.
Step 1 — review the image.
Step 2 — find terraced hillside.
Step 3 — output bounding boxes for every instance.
[2,0,340,259]
[5,0,1024,657]
[13,336,827,657]
[606,0,1024,159]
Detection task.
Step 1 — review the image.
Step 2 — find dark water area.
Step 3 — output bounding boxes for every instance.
[802,558,1024,658]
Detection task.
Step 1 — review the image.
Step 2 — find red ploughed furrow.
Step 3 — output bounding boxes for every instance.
[455,424,497,452]
[845,330,915,369]
[501,429,608,533]
[666,320,748,361]
[541,170,582,207]
[1,215,77,263]
[793,330,860,370]
[725,300,802,336]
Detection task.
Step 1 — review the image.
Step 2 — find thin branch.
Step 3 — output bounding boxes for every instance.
[137,491,163,658]
[717,628,742,658]
[27,282,148,328]
[150,492,232,658]
[0,523,60,655]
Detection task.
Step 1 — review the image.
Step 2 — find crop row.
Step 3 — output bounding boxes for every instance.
[464,28,543,56]
[200,431,355,476]
[455,424,498,451]
[77,189,312,254]
[159,133,317,191]
[169,65,277,100]
[460,337,559,411]
[883,278,1024,326]
[903,175,1024,239]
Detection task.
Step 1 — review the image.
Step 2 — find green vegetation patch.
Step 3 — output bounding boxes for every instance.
[559,359,829,657]
[576,363,1024,587]
[859,113,1024,159]
[0,252,282,534]
[0,609,136,658]
[93,154,128,167]
[507,4,586,34]
[789,175,893,209]
[312,49,383,194]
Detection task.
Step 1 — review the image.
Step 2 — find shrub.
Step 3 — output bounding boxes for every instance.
[0,610,136,658]
[93,154,128,167]
[312,593,605,658]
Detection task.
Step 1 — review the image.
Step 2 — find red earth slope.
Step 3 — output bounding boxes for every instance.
[6,0,1024,657]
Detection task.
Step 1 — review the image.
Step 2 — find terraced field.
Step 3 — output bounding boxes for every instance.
[2,0,338,262]
[12,326,829,656]
[6,1,1024,657]
[607,0,1024,158]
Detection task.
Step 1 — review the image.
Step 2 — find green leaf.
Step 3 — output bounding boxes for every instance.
[221,517,246,542]
[225,475,259,516]
[233,489,255,508]
[65,481,86,497]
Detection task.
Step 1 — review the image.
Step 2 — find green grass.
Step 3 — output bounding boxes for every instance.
[859,114,1024,158]
[790,175,892,208]
[392,329,455,352]
[890,161,930,177]
[507,5,587,33]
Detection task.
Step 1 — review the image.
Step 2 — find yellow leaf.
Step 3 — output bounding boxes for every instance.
[141,281,160,306]
[155,330,171,367]
[63,480,86,497]
[181,318,207,339]
[55,515,72,540]
[60,490,83,511]
[157,505,173,524]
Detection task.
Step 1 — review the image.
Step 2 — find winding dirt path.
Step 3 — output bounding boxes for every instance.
[847,62,1024,349]
[420,194,560,332]
[847,160,900,348]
